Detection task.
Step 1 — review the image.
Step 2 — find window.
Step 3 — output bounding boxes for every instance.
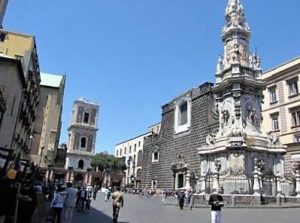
[0,32,6,41]
[271,114,279,131]
[138,141,141,147]
[120,149,122,156]
[291,109,300,126]
[116,150,118,157]
[124,147,127,154]
[287,78,299,97]
[78,160,84,169]
[174,96,191,134]
[80,137,87,148]
[179,102,188,125]
[268,86,277,104]
[294,135,300,143]
[129,146,131,154]
[152,151,159,162]
[137,150,143,166]
[134,144,136,152]
[83,112,90,123]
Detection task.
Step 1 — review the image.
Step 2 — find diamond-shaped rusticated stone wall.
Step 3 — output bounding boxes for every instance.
[141,82,219,190]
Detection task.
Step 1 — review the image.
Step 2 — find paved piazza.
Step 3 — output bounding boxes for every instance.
[71,193,299,223]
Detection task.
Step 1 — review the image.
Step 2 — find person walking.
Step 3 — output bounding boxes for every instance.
[187,189,194,210]
[63,182,77,223]
[111,187,124,223]
[92,185,98,200]
[76,186,86,212]
[50,185,66,223]
[178,190,185,210]
[208,189,224,223]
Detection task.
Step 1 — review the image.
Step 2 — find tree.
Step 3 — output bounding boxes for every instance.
[91,152,127,171]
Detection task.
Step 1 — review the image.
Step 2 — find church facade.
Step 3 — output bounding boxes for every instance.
[142,0,289,196]
[142,82,218,190]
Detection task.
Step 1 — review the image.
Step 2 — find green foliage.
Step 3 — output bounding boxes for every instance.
[91,152,127,171]
[125,183,134,188]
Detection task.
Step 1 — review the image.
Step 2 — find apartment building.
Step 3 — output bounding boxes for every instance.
[30,73,66,168]
[262,57,300,174]
[115,123,160,188]
[0,30,41,160]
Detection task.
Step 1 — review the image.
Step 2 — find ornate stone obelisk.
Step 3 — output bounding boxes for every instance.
[199,0,286,195]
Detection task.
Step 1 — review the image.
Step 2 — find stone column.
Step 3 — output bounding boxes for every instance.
[276,175,283,197]
[185,170,191,189]
[65,171,70,183]
[45,169,50,186]
[84,173,88,185]
[200,175,206,194]
[212,171,220,191]
[212,160,221,191]
[295,169,300,197]
[253,165,260,195]
[49,169,53,182]
[70,170,74,182]
[88,171,93,186]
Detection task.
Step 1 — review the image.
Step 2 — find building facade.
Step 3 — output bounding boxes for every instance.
[0,30,41,160]
[262,57,300,175]
[0,55,24,152]
[142,83,218,191]
[115,123,160,188]
[65,98,99,171]
[30,73,66,168]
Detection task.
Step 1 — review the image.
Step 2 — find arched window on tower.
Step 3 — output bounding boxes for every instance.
[80,137,87,149]
[78,160,84,169]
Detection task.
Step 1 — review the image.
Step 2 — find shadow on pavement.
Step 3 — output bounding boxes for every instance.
[72,206,129,223]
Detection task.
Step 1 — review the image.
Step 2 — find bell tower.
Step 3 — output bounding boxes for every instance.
[65,98,99,170]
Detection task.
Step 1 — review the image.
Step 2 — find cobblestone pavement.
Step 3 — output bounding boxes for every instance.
[71,193,300,223]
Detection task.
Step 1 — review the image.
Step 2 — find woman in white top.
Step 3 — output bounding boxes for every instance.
[50,185,66,223]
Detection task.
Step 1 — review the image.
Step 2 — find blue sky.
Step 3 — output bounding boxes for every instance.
[4,0,300,154]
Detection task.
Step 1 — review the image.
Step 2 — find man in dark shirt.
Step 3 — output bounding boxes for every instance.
[208,189,224,223]
[178,191,185,210]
